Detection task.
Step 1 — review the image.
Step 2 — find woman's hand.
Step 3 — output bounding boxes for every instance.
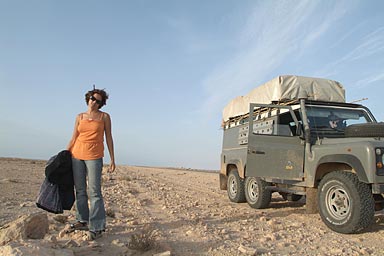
[108,162,116,173]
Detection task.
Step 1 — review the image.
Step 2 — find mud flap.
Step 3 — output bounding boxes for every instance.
[306,187,318,214]
[219,173,227,190]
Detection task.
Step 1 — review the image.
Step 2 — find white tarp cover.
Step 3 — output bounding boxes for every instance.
[223,75,345,121]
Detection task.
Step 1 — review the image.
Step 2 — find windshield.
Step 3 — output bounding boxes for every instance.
[306,106,372,130]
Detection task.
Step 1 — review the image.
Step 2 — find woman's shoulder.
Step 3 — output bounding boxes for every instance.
[100,111,110,119]
[76,112,94,121]
[76,113,86,119]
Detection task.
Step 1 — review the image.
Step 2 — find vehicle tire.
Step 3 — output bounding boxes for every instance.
[279,192,303,201]
[318,171,374,234]
[345,122,384,137]
[227,170,246,203]
[245,176,271,209]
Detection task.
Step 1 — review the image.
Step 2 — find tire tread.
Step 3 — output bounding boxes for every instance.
[227,170,246,203]
[318,171,374,233]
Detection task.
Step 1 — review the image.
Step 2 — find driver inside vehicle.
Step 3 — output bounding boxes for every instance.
[328,114,343,129]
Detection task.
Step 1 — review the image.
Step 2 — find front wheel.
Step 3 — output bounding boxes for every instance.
[245,176,271,209]
[318,171,374,234]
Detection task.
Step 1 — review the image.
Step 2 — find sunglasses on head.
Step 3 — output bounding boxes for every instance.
[90,95,102,105]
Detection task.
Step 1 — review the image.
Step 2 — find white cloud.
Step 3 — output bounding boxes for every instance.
[317,26,384,84]
[331,27,384,67]
[329,21,366,50]
[354,73,384,88]
[199,0,351,121]
[302,1,349,46]
[339,27,384,63]
[328,26,384,66]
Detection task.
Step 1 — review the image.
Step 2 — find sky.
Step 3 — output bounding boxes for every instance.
[1,0,384,170]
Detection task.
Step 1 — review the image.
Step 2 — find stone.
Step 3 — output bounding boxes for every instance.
[111,239,125,247]
[238,244,257,255]
[65,239,80,248]
[44,235,57,243]
[153,251,172,256]
[129,220,139,225]
[0,241,74,256]
[53,215,68,224]
[0,212,49,245]
[186,230,195,236]
[58,230,67,238]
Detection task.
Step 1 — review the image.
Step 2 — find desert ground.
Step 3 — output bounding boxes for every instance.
[2,157,384,255]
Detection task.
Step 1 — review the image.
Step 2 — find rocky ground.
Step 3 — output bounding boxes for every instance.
[1,157,384,255]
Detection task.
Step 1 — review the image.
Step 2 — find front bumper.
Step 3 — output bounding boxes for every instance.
[372,183,384,194]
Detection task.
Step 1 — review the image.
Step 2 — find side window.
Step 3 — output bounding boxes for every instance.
[277,123,293,136]
[249,107,301,137]
[252,119,274,135]
[277,111,300,136]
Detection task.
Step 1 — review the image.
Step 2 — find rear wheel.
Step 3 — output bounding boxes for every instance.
[318,171,374,234]
[245,176,271,209]
[227,170,246,203]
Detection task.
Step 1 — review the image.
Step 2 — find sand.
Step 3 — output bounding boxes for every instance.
[1,157,384,255]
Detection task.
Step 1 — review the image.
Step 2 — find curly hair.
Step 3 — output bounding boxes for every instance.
[85,88,109,109]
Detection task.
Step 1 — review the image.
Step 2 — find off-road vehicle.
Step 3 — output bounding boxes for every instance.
[220,75,384,234]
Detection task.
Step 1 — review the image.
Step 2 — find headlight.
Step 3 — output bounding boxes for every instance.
[376,148,384,170]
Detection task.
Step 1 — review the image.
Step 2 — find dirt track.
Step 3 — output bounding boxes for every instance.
[2,158,384,255]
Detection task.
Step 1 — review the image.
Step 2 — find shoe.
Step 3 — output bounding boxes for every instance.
[68,221,88,232]
[87,230,103,240]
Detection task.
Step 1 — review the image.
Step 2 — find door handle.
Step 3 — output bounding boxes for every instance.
[248,149,265,154]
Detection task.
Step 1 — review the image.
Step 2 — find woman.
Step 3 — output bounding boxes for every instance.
[67,87,115,240]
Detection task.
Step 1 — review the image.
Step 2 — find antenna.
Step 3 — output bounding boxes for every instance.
[350,98,368,103]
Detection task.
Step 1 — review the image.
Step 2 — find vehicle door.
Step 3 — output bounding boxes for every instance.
[246,104,305,180]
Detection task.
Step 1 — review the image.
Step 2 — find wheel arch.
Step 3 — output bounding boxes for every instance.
[220,160,245,190]
[314,154,368,186]
[225,160,245,178]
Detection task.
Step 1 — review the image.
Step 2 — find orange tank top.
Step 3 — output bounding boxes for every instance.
[71,113,105,160]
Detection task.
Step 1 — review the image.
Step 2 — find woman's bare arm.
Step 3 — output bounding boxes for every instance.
[67,114,80,151]
[104,113,115,172]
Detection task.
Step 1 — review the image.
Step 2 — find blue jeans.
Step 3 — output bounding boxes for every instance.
[72,158,106,232]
